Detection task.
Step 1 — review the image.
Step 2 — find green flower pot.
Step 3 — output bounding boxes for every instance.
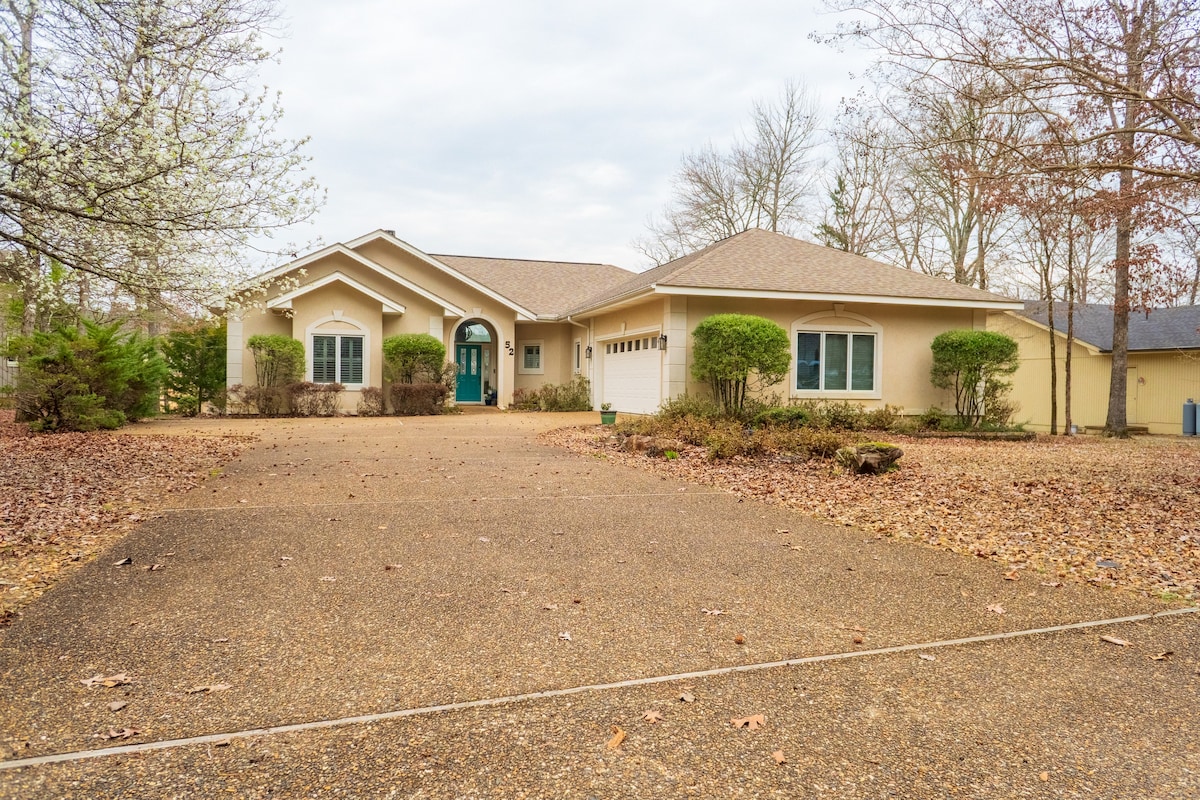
[600,411,617,425]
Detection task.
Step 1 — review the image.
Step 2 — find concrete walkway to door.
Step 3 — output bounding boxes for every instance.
[0,411,1196,798]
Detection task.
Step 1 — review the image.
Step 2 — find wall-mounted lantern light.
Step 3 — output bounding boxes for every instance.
[658,334,668,349]
[585,345,593,359]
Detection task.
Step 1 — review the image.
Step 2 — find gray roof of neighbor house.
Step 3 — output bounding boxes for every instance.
[431,254,633,318]
[569,228,1020,314]
[1019,301,1200,352]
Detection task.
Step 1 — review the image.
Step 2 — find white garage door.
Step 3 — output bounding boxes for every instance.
[601,335,662,415]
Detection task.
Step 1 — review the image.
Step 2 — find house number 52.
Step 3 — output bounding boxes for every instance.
[505,340,515,355]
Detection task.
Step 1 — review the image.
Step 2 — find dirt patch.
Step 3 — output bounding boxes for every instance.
[0,411,253,623]
[543,426,1200,603]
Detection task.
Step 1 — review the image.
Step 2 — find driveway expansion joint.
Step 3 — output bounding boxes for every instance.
[3,605,1193,773]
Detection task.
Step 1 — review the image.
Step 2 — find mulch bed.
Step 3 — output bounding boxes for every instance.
[542,426,1200,603]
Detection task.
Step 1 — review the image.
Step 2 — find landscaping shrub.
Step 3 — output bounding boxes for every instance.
[657,393,725,421]
[861,404,902,431]
[509,376,592,411]
[160,320,226,416]
[930,330,1019,427]
[247,334,304,389]
[287,382,344,416]
[751,406,810,429]
[357,386,385,416]
[382,334,446,384]
[510,387,536,411]
[6,321,164,432]
[918,406,947,430]
[691,314,790,413]
[390,382,447,415]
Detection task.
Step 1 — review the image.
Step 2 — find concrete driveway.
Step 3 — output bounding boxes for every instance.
[0,411,1196,798]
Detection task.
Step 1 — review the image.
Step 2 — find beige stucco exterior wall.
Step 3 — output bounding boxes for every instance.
[600,298,974,412]
[513,322,577,391]
[992,311,1200,434]
[229,242,558,410]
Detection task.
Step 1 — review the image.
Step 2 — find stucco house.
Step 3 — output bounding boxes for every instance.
[226,228,1022,414]
[989,302,1200,434]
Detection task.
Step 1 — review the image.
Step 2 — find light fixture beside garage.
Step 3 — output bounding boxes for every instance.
[657,334,668,349]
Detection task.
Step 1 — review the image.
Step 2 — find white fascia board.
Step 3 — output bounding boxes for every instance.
[1003,310,1104,354]
[268,272,406,314]
[241,243,467,317]
[567,287,659,317]
[346,230,538,320]
[654,285,1026,311]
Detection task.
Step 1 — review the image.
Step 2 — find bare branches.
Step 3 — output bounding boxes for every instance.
[636,81,822,265]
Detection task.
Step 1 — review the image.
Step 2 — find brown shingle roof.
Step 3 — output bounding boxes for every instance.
[431,254,633,317]
[570,228,1018,313]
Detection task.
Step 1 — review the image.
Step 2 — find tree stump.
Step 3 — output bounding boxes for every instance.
[835,444,903,475]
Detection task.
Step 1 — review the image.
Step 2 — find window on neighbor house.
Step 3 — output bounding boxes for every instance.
[312,334,364,385]
[796,331,875,392]
[574,340,582,373]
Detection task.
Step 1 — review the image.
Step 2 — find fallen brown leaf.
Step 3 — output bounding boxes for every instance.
[772,750,787,765]
[731,714,765,730]
[107,701,128,712]
[1149,651,1174,661]
[81,673,133,689]
[185,683,231,694]
[986,603,1006,615]
[679,691,696,703]
[642,710,663,724]
[1100,635,1132,647]
[606,725,627,750]
[100,727,141,741]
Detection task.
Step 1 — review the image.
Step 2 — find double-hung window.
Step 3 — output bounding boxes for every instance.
[796,331,876,392]
[312,334,364,385]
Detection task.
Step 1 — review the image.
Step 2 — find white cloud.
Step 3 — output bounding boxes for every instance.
[260,0,875,269]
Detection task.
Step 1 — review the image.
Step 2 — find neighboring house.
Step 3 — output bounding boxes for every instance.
[989,301,1200,434]
[226,228,1022,414]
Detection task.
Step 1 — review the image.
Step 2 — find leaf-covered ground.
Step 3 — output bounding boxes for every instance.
[543,426,1200,603]
[0,411,252,624]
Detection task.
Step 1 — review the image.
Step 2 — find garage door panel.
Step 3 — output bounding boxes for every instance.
[602,336,662,415]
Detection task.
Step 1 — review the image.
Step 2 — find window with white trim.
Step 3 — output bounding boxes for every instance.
[792,310,881,397]
[518,340,543,375]
[796,331,875,391]
[573,339,582,373]
[312,334,364,385]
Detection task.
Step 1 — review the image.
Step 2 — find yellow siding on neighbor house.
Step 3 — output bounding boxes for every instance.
[989,311,1200,434]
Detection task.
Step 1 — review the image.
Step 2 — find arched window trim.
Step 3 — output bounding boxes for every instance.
[305,314,370,389]
[790,308,883,400]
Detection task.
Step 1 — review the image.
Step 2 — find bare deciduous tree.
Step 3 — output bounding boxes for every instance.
[636,81,822,265]
[825,0,1200,434]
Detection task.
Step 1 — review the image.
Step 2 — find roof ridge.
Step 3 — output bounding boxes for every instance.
[431,253,622,269]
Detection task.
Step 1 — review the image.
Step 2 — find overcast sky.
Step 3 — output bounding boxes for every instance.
[261,1,874,271]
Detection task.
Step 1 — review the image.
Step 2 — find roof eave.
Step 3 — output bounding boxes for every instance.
[1006,311,1105,353]
[654,285,1026,310]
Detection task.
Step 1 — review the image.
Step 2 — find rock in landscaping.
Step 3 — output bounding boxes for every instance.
[835,444,903,475]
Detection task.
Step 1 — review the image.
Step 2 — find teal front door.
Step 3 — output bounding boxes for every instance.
[455,344,482,402]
